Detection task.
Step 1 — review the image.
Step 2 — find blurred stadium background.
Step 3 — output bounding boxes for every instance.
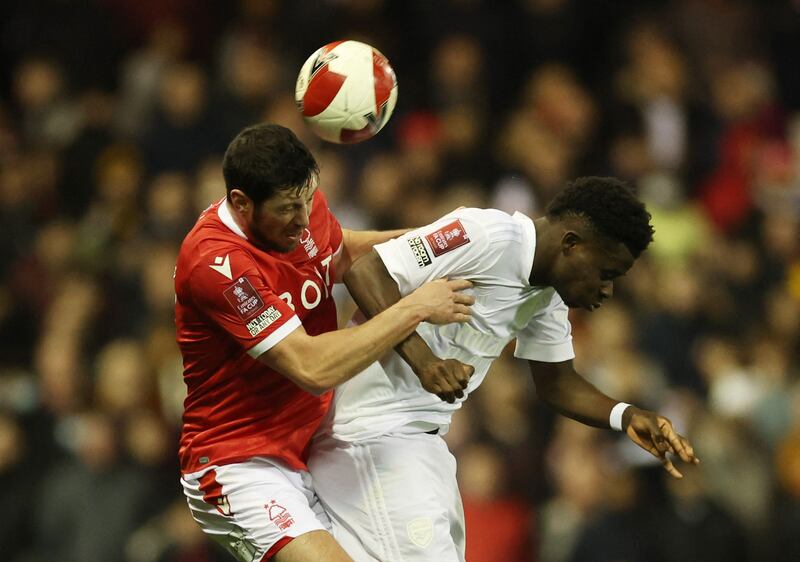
[1,1,799,561]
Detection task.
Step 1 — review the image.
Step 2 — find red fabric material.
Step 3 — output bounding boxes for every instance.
[176,190,342,474]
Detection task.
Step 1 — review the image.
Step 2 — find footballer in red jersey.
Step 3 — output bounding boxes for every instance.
[176,124,474,562]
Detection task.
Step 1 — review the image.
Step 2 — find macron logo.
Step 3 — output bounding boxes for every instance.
[210,254,232,280]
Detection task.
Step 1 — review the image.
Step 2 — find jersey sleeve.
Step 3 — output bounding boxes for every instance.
[514,292,575,362]
[373,209,498,296]
[321,191,344,255]
[189,248,301,358]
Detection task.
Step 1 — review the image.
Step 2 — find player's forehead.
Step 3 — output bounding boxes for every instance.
[270,182,318,204]
[592,236,635,271]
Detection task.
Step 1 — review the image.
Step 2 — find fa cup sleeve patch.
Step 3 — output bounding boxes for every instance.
[425,220,470,257]
[407,236,433,268]
[223,277,266,320]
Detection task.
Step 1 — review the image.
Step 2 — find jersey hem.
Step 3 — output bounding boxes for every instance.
[182,453,309,479]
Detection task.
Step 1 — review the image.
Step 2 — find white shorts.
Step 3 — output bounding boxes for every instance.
[308,432,465,562]
[181,456,331,562]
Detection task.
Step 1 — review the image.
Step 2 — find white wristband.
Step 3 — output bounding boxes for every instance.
[609,402,631,431]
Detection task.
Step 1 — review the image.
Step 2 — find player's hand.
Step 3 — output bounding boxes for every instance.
[411,279,475,325]
[624,407,700,479]
[415,358,474,403]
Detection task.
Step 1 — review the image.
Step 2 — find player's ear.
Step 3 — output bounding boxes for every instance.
[561,231,582,255]
[229,189,252,215]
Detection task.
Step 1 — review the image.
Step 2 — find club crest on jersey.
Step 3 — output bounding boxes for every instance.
[300,228,319,258]
[425,220,470,257]
[407,236,432,268]
[223,277,265,320]
[407,517,433,548]
[265,500,295,531]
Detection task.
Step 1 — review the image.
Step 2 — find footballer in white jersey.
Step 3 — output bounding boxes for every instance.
[308,177,700,562]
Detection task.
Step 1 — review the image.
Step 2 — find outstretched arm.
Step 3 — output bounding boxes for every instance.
[344,251,474,402]
[258,277,473,394]
[529,359,699,478]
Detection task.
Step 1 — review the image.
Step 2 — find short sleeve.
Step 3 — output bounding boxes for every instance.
[514,292,575,362]
[373,209,497,296]
[189,248,301,358]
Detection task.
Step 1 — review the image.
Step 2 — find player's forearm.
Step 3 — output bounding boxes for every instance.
[530,360,620,429]
[297,297,429,393]
[345,251,436,373]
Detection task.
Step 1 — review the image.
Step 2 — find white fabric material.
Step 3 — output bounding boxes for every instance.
[181,457,330,561]
[246,315,302,358]
[217,198,248,239]
[326,208,574,442]
[609,402,632,431]
[309,432,465,562]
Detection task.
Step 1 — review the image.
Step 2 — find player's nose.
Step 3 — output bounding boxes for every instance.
[295,205,311,227]
[600,281,613,300]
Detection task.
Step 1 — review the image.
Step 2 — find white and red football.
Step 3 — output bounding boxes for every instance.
[295,40,398,144]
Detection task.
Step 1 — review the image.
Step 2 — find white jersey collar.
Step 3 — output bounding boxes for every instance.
[217,198,248,240]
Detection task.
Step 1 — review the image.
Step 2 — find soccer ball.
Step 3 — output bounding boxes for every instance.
[295,40,398,144]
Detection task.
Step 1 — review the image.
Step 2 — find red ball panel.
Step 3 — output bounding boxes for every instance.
[340,124,378,144]
[372,49,395,112]
[303,65,346,117]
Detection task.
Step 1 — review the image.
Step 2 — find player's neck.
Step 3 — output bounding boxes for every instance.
[529,217,558,287]
[226,198,264,247]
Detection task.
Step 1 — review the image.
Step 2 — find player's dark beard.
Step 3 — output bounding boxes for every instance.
[249,208,295,253]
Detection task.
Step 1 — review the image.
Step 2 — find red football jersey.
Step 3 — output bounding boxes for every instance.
[175,190,342,474]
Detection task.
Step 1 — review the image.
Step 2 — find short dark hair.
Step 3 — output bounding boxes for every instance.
[546,176,654,257]
[222,124,319,205]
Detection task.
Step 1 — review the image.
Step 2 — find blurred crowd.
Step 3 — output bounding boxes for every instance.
[1,0,799,561]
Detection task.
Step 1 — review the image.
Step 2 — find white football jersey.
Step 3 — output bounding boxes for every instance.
[326,208,575,441]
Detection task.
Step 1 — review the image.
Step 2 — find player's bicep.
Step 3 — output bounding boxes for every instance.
[253,324,322,393]
[189,252,300,354]
[528,359,571,382]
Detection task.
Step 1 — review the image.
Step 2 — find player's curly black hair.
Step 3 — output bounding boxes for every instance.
[223,123,319,205]
[546,176,654,257]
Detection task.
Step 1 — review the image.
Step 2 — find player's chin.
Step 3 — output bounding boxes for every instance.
[565,297,598,311]
[275,236,301,253]
[584,300,604,312]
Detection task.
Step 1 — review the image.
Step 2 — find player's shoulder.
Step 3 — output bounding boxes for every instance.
[443,207,529,244]
[443,207,518,226]
[179,211,259,283]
